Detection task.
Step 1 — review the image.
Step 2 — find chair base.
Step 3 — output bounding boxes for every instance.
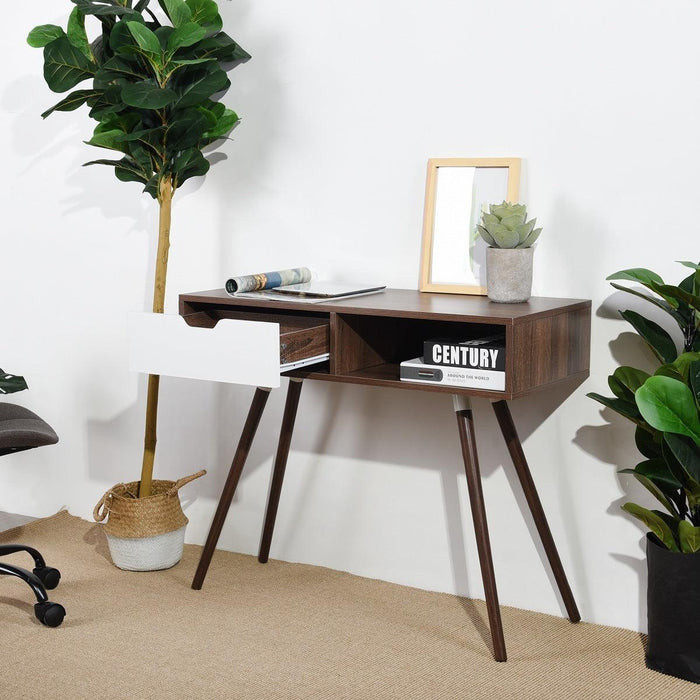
[0,544,66,626]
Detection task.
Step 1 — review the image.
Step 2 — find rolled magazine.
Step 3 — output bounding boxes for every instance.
[225,267,312,295]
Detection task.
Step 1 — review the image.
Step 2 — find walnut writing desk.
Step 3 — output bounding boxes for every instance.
[178,288,591,662]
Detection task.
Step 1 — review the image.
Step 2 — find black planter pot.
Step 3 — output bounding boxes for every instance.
[646,533,700,683]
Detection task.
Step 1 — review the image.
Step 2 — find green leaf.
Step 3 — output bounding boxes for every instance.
[520,227,542,248]
[109,18,141,54]
[619,466,679,515]
[680,267,700,308]
[622,503,679,550]
[671,353,700,382]
[476,225,497,247]
[143,173,160,199]
[122,80,177,108]
[127,21,162,55]
[607,268,665,287]
[653,365,684,382]
[662,436,700,496]
[650,282,700,314]
[185,31,251,63]
[115,164,149,185]
[0,370,28,394]
[608,366,650,401]
[635,425,662,459]
[41,89,97,118]
[67,8,92,59]
[71,0,138,18]
[500,214,525,232]
[43,35,96,93]
[203,107,239,141]
[165,109,209,150]
[664,433,700,483]
[609,282,686,328]
[169,62,230,108]
[616,366,652,392]
[186,0,219,25]
[86,128,125,151]
[634,458,683,491]
[690,360,700,403]
[678,261,700,272]
[171,147,209,187]
[185,0,222,34]
[620,309,678,364]
[85,155,150,185]
[94,56,149,88]
[83,158,127,167]
[678,519,700,553]
[636,376,700,446]
[170,57,216,68]
[159,0,193,27]
[587,392,643,425]
[167,22,207,52]
[87,85,126,120]
[27,25,65,48]
[119,127,166,158]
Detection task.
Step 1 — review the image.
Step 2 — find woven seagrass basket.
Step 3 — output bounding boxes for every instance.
[93,470,205,571]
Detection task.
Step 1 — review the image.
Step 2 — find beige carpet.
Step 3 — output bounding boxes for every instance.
[0,512,697,700]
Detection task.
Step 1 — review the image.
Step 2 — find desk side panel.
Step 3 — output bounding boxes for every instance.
[510,304,591,396]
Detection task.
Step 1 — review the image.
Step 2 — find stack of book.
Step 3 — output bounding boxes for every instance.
[400,335,506,391]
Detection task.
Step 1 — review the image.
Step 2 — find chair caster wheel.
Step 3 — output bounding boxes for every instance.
[34,601,66,627]
[33,566,61,590]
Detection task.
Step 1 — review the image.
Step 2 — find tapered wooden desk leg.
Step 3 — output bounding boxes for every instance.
[259,379,303,563]
[491,400,581,623]
[454,395,507,662]
[192,387,271,590]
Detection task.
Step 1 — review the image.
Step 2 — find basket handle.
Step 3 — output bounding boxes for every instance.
[93,486,120,522]
[166,469,207,496]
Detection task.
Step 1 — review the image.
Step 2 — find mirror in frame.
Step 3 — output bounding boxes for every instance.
[419,158,521,294]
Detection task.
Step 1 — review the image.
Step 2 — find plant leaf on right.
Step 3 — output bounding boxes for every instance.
[0,370,28,395]
[588,261,700,552]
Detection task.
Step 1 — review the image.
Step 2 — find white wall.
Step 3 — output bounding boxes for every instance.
[2,0,698,633]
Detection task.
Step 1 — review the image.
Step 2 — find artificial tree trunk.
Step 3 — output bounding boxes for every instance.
[138,175,174,498]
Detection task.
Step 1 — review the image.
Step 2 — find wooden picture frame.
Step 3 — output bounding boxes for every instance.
[419,158,521,295]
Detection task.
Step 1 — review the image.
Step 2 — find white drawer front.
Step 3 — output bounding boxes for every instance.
[129,313,281,388]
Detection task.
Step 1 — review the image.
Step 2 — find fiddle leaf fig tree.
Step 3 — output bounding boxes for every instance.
[28,0,250,497]
[588,261,700,552]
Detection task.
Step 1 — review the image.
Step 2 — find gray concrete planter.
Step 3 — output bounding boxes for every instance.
[486,247,534,303]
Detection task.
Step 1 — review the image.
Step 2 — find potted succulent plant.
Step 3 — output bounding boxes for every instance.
[476,202,542,303]
[27,0,249,570]
[588,261,700,683]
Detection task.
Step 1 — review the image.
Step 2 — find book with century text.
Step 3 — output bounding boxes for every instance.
[423,335,505,371]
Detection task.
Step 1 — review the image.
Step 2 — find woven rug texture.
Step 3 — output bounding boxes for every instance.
[0,511,697,700]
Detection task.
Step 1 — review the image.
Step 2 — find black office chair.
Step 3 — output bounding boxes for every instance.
[0,403,65,627]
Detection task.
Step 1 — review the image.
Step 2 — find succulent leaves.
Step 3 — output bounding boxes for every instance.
[28,0,250,199]
[477,201,542,249]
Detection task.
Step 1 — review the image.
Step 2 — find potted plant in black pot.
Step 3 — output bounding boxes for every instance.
[27,0,249,570]
[588,260,700,683]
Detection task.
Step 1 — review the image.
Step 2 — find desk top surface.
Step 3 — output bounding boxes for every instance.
[180,288,590,325]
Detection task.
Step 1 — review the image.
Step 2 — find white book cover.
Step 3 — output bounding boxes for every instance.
[400,356,505,391]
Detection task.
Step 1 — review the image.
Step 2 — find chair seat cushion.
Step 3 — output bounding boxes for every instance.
[0,403,59,453]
